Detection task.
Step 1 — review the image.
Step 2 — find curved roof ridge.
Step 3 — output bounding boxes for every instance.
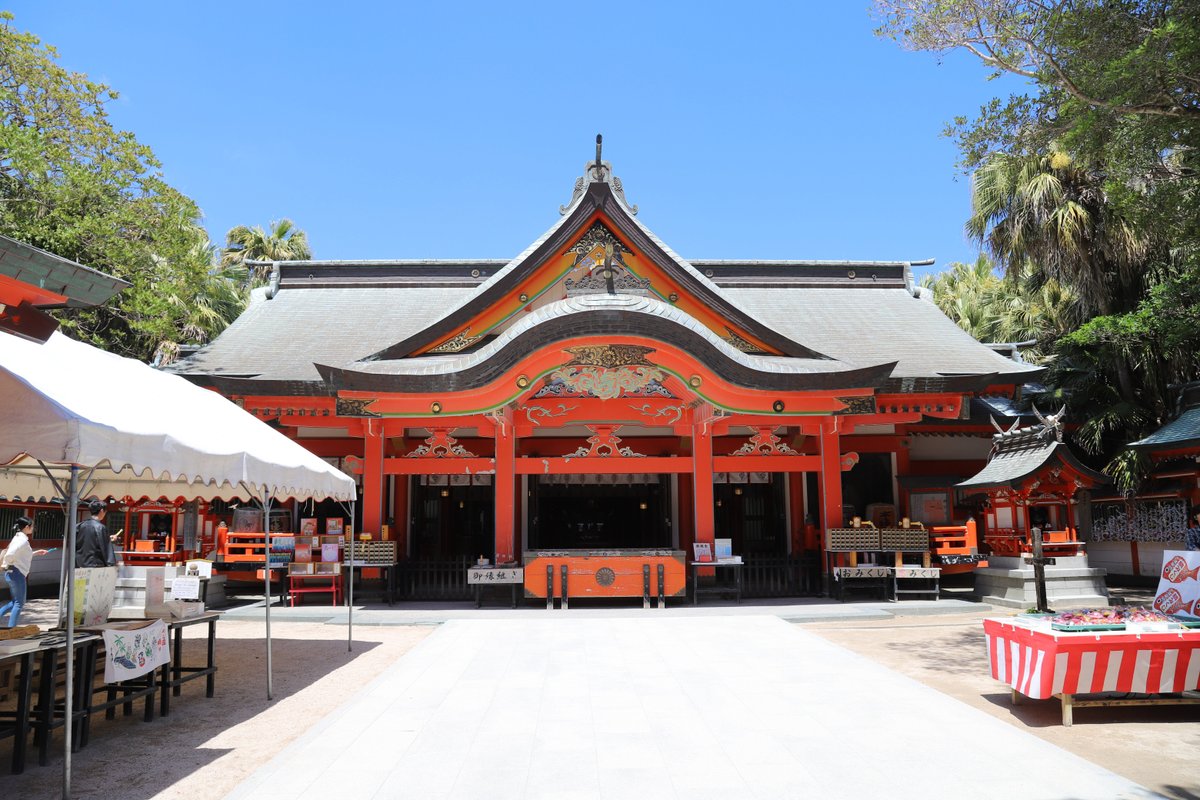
[348,293,867,378]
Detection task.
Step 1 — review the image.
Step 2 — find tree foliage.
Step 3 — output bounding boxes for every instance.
[879,2,1200,491]
[921,254,1077,360]
[0,12,245,361]
[221,219,312,286]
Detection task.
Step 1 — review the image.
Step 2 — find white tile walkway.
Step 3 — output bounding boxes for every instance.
[225,615,1157,800]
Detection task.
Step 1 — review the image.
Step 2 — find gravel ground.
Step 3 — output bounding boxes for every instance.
[806,609,1199,800]
[2,600,431,800]
[2,593,1197,800]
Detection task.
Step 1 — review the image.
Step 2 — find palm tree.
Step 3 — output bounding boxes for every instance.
[921,255,1003,342]
[966,150,1158,401]
[921,255,1077,362]
[221,218,312,286]
[152,238,249,365]
[966,150,1153,318]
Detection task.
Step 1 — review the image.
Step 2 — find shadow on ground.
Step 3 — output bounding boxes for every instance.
[0,634,382,800]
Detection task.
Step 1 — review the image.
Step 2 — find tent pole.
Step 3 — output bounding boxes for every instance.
[262,489,274,700]
[348,499,355,652]
[63,465,78,800]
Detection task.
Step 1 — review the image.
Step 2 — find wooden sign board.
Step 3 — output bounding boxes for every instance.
[467,567,524,585]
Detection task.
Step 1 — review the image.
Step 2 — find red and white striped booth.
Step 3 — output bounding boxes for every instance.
[983,618,1200,724]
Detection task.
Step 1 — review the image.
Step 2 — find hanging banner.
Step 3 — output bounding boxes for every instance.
[1154,550,1200,618]
[100,619,171,682]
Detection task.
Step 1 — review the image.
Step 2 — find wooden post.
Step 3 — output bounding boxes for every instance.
[787,472,805,554]
[394,475,409,557]
[494,416,516,563]
[818,421,843,536]
[691,414,715,551]
[363,421,385,534]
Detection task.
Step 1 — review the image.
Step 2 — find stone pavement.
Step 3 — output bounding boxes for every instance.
[224,614,1158,800]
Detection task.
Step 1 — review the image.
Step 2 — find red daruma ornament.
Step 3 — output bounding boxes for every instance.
[1162,555,1200,583]
[1153,588,1199,616]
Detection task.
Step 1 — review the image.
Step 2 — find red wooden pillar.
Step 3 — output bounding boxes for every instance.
[677,473,695,553]
[363,421,385,534]
[787,472,805,554]
[393,475,409,556]
[818,421,843,536]
[494,419,516,563]
[692,417,715,549]
[895,433,911,517]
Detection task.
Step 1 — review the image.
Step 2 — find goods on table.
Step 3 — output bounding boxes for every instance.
[1045,606,1175,631]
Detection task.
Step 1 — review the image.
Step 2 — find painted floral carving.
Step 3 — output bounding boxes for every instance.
[523,403,578,426]
[405,429,477,458]
[549,365,667,401]
[729,428,798,456]
[567,425,646,458]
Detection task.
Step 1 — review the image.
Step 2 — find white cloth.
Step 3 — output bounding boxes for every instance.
[1,530,33,576]
[99,619,170,682]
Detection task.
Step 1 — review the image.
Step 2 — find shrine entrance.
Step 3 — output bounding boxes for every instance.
[410,480,495,560]
[713,474,788,556]
[527,475,671,550]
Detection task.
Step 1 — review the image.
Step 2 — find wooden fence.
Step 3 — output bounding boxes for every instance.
[394,553,824,602]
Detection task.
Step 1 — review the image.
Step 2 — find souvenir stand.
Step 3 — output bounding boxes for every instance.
[984,613,1200,725]
[0,330,354,798]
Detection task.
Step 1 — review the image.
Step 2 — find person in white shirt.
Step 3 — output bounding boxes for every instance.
[1,516,50,627]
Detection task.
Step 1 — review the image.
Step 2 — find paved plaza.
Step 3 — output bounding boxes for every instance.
[224,614,1156,800]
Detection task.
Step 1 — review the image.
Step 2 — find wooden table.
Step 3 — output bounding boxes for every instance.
[159,612,219,717]
[0,632,100,773]
[690,561,743,605]
[345,560,398,606]
[983,617,1200,725]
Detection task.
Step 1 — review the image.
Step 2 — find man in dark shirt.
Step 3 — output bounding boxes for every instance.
[76,499,117,568]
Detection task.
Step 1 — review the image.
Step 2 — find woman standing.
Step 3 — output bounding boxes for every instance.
[1,516,50,627]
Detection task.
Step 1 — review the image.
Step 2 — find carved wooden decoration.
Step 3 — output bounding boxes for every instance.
[729,427,799,456]
[568,425,646,458]
[405,429,477,458]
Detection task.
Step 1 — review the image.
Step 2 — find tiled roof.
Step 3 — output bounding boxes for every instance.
[722,287,1041,380]
[957,424,1108,489]
[168,286,470,382]
[0,234,129,307]
[1129,407,1200,452]
[171,166,1040,390]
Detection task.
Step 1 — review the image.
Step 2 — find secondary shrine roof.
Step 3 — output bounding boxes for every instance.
[1128,383,1200,453]
[957,418,1108,490]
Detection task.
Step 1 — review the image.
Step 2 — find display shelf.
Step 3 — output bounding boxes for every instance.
[345,540,398,566]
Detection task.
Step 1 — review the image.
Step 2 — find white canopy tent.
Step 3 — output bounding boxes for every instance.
[0,330,356,798]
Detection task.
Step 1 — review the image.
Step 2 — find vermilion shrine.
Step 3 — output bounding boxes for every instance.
[170,141,1044,600]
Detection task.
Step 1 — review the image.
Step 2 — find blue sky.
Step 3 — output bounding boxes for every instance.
[9,2,1023,279]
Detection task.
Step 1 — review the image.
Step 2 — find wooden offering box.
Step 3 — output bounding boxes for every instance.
[523,549,686,600]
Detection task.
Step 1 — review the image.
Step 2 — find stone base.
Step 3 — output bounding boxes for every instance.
[112,565,227,616]
[974,555,1109,610]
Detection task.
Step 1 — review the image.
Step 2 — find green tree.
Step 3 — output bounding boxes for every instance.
[922,255,1077,360]
[877,1,1200,490]
[221,219,312,286]
[966,149,1155,318]
[0,12,246,360]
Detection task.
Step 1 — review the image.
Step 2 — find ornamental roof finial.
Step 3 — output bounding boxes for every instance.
[560,134,639,216]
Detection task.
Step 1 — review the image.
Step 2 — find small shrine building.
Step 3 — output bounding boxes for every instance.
[170,146,1042,595]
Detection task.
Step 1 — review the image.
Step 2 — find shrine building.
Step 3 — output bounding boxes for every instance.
[170,145,1042,598]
